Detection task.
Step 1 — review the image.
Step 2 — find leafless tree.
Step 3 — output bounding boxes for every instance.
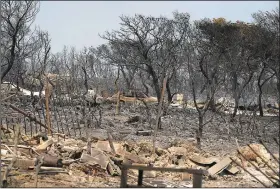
[252,8,279,118]
[100,12,191,102]
[1,1,40,81]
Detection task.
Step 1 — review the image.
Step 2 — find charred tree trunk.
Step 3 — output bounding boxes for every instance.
[231,70,253,119]
[257,66,275,117]
[38,78,44,99]
[258,89,264,116]
[148,66,161,102]
[277,72,280,122]
[16,73,20,91]
[139,72,149,96]
[208,84,216,112]
[231,71,239,118]
[257,68,265,117]
[166,78,173,103]
[232,95,239,119]
[115,67,121,115]
[120,66,131,90]
[196,114,203,149]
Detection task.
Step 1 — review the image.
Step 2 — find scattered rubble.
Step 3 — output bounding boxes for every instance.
[1,127,278,188]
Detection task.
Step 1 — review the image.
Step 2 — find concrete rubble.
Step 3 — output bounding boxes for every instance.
[1,128,279,187]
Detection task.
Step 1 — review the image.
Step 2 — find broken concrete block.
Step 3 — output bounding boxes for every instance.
[36,139,54,151]
[124,152,146,163]
[94,141,124,155]
[80,150,109,170]
[207,157,232,176]
[107,161,120,176]
[225,164,239,175]
[190,155,219,166]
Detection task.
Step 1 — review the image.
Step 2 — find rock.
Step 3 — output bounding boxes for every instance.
[143,171,157,178]
[80,150,109,170]
[238,143,271,162]
[155,147,166,156]
[94,141,124,155]
[167,147,187,156]
[181,172,192,181]
[124,151,146,163]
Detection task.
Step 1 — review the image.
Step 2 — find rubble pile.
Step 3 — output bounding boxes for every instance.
[1,129,279,188]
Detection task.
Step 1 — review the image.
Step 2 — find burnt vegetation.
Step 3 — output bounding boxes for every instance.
[0,2,279,188]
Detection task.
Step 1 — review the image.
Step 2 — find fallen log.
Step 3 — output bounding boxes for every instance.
[9,104,55,133]
[37,153,63,167]
[119,130,132,135]
[136,130,153,136]
[40,166,65,171]
[38,170,68,174]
